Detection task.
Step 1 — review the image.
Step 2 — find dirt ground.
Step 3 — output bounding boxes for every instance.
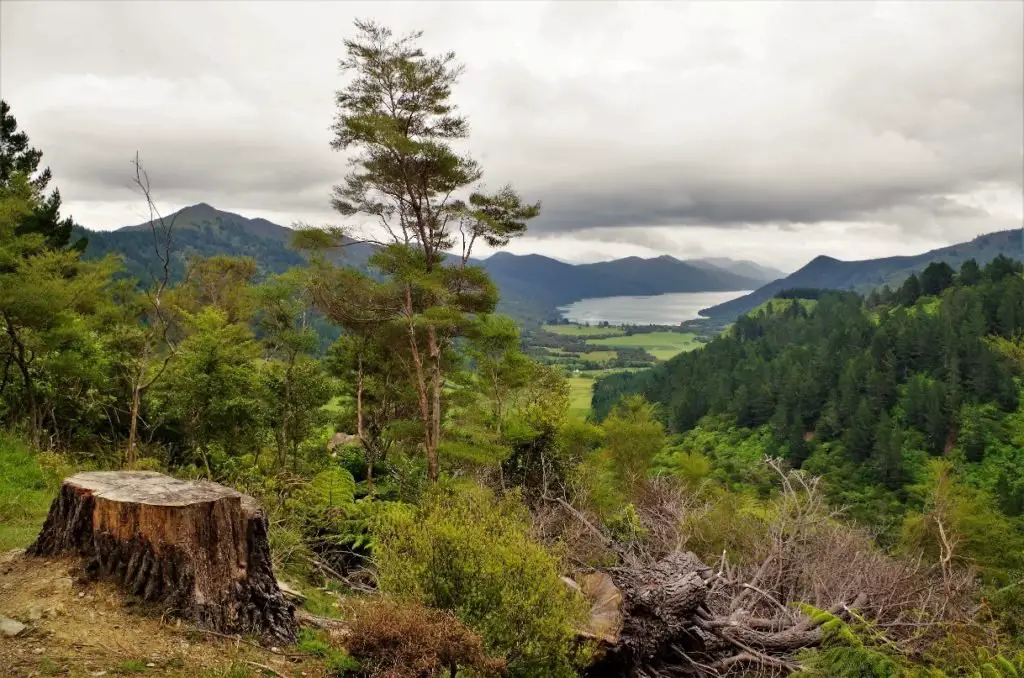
[0,549,329,678]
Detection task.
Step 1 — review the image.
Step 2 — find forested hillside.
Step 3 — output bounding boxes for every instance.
[3,19,1024,678]
[595,258,1024,561]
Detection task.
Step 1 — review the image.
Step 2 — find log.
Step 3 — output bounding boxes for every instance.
[579,551,843,676]
[27,471,296,643]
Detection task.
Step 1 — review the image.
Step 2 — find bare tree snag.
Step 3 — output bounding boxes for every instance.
[27,471,296,643]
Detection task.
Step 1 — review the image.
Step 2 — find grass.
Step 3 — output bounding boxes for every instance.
[545,349,618,363]
[587,332,702,361]
[114,659,149,674]
[568,374,597,419]
[0,432,61,551]
[541,323,626,338]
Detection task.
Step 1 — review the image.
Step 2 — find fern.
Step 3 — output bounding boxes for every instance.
[793,604,904,678]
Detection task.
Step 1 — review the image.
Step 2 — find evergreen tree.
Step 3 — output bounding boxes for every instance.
[322,20,540,480]
[0,100,84,251]
[919,261,955,296]
[958,258,981,286]
[844,399,876,462]
[870,410,903,491]
[897,273,921,306]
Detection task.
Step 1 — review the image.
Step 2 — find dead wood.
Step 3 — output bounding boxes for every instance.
[27,471,296,643]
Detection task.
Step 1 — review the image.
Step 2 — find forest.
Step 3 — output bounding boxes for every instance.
[3,19,1024,678]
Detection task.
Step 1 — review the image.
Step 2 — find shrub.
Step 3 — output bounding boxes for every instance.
[346,599,504,677]
[375,482,590,677]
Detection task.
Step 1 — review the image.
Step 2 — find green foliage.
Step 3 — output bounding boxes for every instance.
[150,307,266,476]
[0,431,73,549]
[375,482,590,677]
[900,460,1024,583]
[296,628,360,676]
[794,607,905,677]
[0,100,81,251]
[601,394,665,492]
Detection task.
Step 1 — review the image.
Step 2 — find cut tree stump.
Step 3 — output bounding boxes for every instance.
[27,471,296,642]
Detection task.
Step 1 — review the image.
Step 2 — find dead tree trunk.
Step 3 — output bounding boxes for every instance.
[28,471,296,643]
[578,551,858,677]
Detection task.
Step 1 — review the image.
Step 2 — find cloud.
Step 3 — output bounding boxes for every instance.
[1,0,1021,269]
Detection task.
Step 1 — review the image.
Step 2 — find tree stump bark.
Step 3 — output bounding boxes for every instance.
[27,471,296,643]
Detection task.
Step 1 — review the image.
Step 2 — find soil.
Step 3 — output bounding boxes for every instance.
[0,550,328,678]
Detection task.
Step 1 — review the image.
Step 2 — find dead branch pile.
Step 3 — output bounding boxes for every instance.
[554,460,981,676]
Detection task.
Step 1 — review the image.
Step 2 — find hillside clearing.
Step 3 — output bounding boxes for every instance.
[587,332,702,360]
[541,323,626,337]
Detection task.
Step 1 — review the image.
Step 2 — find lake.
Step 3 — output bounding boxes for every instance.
[558,290,752,326]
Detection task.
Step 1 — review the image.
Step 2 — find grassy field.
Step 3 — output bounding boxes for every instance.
[587,331,702,361]
[567,368,646,420]
[545,349,619,363]
[0,433,64,551]
[542,324,626,338]
[567,374,597,420]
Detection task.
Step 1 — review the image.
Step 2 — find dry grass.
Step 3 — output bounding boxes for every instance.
[0,551,329,678]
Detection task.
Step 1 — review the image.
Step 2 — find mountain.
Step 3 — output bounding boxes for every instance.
[687,257,786,284]
[79,203,762,323]
[481,252,762,321]
[79,202,377,284]
[701,228,1024,321]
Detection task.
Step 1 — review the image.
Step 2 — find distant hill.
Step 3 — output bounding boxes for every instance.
[687,257,786,284]
[701,228,1024,321]
[79,203,376,284]
[78,203,762,323]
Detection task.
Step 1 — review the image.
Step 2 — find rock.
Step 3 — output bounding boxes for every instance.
[26,606,43,622]
[0,616,27,637]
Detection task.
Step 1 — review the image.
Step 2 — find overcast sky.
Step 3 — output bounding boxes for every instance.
[2,1,1022,271]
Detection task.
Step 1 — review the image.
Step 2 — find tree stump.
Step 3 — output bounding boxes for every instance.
[27,471,296,642]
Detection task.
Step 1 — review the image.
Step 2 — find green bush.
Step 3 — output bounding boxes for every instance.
[375,482,590,677]
[0,433,65,550]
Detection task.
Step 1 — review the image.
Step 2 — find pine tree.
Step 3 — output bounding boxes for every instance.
[324,20,540,480]
[0,100,84,251]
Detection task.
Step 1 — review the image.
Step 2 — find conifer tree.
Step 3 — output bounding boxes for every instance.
[0,100,84,251]
[324,20,540,480]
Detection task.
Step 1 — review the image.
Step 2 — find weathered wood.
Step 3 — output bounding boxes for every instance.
[28,471,296,643]
[580,551,842,676]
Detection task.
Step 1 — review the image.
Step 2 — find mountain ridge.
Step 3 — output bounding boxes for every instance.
[78,203,765,322]
[701,228,1024,321]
